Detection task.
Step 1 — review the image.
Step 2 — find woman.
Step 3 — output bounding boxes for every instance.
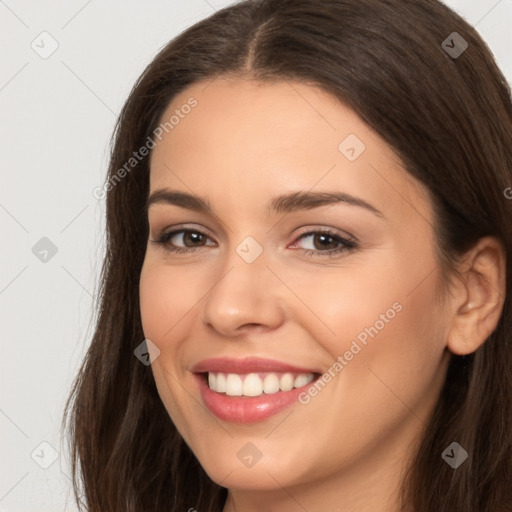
[63,0,512,510]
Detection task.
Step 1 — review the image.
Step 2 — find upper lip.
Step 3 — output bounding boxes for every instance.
[190,357,320,375]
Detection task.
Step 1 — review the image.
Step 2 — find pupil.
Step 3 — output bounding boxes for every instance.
[316,234,334,249]
[187,232,203,245]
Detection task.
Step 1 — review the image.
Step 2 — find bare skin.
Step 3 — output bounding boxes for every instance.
[139,77,505,512]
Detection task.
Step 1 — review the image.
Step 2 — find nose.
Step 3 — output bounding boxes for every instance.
[201,245,285,337]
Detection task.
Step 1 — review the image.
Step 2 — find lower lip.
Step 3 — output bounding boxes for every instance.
[194,373,317,423]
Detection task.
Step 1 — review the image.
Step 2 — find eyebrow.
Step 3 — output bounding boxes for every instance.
[144,189,384,218]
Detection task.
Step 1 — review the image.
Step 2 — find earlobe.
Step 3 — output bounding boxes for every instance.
[446,236,506,356]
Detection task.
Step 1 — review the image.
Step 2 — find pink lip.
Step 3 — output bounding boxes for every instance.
[190,357,320,423]
[190,357,319,374]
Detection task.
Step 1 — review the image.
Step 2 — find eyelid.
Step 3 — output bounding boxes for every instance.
[152,223,356,244]
[153,223,217,240]
[151,224,359,259]
[293,225,357,243]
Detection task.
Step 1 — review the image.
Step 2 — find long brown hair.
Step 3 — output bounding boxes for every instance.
[62,0,512,510]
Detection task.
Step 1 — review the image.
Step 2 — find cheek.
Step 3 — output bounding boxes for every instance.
[278,271,447,473]
[139,264,169,340]
[289,252,446,422]
[139,262,188,399]
[139,260,201,340]
[139,260,203,443]
[300,231,445,377]
[333,270,446,430]
[278,255,407,361]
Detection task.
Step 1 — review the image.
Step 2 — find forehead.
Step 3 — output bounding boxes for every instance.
[148,77,431,225]
[151,77,379,166]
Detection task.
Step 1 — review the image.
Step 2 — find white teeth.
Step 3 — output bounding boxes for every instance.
[242,373,263,397]
[263,373,280,394]
[294,374,313,388]
[279,373,294,392]
[207,371,316,397]
[225,374,242,396]
[216,373,226,393]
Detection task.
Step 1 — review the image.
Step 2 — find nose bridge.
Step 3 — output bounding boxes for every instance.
[217,230,270,289]
[201,233,284,335]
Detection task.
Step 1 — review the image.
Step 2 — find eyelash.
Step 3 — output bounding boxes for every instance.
[150,227,357,258]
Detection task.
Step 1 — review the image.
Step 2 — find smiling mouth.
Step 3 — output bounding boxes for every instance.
[201,371,320,397]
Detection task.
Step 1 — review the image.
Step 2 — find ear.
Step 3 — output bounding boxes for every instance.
[446,236,506,356]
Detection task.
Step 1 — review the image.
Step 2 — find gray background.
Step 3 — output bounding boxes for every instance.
[1,1,511,510]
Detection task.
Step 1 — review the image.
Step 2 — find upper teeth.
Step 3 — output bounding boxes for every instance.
[208,372,315,397]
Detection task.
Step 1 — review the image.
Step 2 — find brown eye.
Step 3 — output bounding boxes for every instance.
[291,229,357,258]
[151,229,216,253]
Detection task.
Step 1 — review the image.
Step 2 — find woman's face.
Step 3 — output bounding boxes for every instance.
[139,77,453,498]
